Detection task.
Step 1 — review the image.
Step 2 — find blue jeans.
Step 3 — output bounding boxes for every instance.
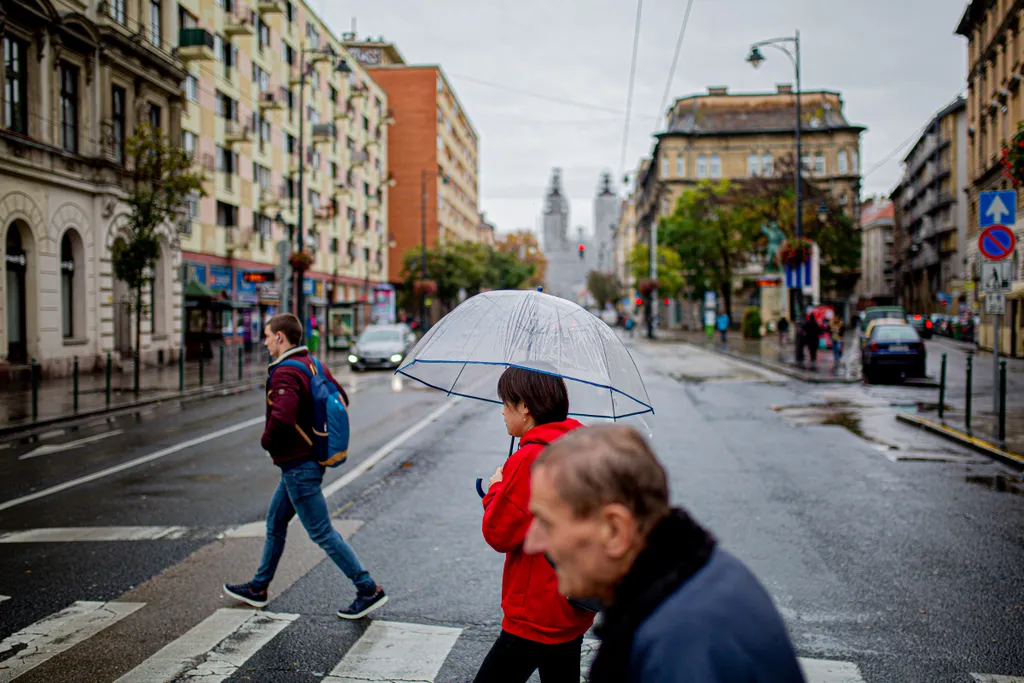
[832,339,843,363]
[252,460,375,593]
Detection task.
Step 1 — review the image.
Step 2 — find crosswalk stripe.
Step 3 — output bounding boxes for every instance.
[0,600,144,683]
[972,675,1024,682]
[0,596,9,604]
[798,657,866,683]
[0,526,192,543]
[113,608,297,683]
[323,620,462,683]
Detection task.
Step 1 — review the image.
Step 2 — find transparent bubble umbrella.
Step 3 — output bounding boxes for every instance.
[395,289,653,420]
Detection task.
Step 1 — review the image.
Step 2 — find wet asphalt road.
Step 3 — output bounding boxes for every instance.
[1,342,1023,682]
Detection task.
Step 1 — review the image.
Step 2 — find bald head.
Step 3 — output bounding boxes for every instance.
[532,424,670,536]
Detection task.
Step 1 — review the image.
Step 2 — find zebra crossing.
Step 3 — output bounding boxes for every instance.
[0,599,1021,683]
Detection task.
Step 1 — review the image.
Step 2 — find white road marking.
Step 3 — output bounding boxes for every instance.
[113,608,297,683]
[972,676,1024,683]
[0,600,144,683]
[220,518,363,539]
[323,620,462,683]
[321,396,464,499]
[0,595,9,604]
[0,416,264,512]
[798,657,866,683]
[0,526,191,543]
[19,430,124,460]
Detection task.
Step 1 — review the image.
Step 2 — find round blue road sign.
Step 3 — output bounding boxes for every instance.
[978,224,1017,260]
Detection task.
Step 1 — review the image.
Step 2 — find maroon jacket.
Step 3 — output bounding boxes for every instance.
[261,347,348,470]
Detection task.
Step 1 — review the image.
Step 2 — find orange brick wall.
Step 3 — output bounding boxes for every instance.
[367,67,439,283]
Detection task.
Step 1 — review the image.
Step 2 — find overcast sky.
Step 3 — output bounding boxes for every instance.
[321,0,969,237]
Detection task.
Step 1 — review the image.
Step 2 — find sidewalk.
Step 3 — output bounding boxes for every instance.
[650,328,861,383]
[0,348,354,430]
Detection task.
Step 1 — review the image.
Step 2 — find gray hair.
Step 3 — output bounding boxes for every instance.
[533,424,670,535]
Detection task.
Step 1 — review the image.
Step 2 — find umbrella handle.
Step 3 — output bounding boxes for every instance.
[476,478,486,498]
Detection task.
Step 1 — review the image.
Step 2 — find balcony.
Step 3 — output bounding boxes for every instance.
[257,0,284,14]
[260,188,280,208]
[223,9,255,37]
[348,84,367,104]
[350,149,368,169]
[312,123,336,144]
[224,227,249,252]
[178,28,216,62]
[383,108,396,126]
[386,172,397,188]
[289,67,303,87]
[333,106,352,121]
[313,206,335,223]
[367,194,381,210]
[259,91,284,110]
[366,139,380,154]
[223,120,252,145]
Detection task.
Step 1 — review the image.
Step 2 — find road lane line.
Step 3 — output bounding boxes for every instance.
[798,657,866,683]
[0,526,191,543]
[0,416,264,513]
[0,600,144,683]
[0,595,8,604]
[321,396,464,499]
[113,608,297,683]
[323,620,462,683]
[972,676,1024,682]
[19,430,124,460]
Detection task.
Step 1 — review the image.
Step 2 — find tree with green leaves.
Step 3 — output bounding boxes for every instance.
[586,270,621,310]
[112,123,204,392]
[628,244,685,298]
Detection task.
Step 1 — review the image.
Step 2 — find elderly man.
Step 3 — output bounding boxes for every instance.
[524,425,805,683]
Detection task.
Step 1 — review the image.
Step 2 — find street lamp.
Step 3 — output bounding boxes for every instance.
[746,30,804,329]
[293,45,351,335]
[420,169,450,332]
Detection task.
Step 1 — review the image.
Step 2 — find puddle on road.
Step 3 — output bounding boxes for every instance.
[817,410,867,440]
[965,474,1024,496]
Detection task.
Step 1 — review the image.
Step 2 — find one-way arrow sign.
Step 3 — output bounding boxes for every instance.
[980,190,1017,228]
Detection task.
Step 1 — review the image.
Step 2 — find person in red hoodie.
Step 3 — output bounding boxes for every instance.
[474,366,595,683]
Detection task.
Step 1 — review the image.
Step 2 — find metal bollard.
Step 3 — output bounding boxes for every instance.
[30,359,39,421]
[199,345,205,387]
[938,353,947,422]
[965,353,973,436]
[179,348,185,392]
[133,349,140,397]
[999,360,1007,447]
[219,344,225,384]
[105,352,112,408]
[73,356,79,414]
[238,344,243,382]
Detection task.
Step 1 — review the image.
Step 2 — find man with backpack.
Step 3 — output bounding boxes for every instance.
[224,313,388,620]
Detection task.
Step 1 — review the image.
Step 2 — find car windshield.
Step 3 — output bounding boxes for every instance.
[359,330,402,344]
[866,309,904,324]
[873,326,920,343]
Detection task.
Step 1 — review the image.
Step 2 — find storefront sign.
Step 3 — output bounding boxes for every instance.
[184,263,206,284]
[236,270,262,304]
[259,282,280,301]
[372,284,396,324]
[209,265,233,292]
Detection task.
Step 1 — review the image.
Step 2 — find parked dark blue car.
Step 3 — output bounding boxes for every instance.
[862,323,926,383]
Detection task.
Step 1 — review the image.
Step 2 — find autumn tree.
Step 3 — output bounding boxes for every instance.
[586,270,621,309]
[496,229,547,289]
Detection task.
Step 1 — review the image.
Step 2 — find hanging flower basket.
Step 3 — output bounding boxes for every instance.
[778,238,813,267]
[413,279,437,296]
[1000,125,1024,187]
[289,251,314,271]
[637,279,660,295]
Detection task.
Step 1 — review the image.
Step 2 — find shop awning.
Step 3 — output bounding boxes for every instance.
[185,279,219,299]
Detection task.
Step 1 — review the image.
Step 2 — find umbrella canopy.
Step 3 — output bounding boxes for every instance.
[396,290,652,419]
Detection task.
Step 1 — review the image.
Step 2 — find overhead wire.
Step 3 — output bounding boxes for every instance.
[656,0,696,126]
[619,0,645,183]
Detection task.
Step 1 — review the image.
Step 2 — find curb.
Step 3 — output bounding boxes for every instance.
[674,339,860,384]
[895,412,1024,470]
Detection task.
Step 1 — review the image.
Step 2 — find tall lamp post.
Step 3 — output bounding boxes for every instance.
[747,31,804,337]
[419,169,449,332]
[294,45,351,334]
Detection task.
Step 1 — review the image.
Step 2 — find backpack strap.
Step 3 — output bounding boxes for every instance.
[269,358,313,384]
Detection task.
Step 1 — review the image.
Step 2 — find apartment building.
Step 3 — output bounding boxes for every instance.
[0,0,187,375]
[343,37,480,284]
[957,0,1024,355]
[176,0,390,344]
[857,197,896,306]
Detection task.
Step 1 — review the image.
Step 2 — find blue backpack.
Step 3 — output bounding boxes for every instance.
[271,357,350,467]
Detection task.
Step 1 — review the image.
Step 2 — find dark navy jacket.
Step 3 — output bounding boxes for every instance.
[629,546,805,683]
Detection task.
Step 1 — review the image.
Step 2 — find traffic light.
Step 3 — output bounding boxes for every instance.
[578,243,585,260]
[634,297,643,306]
[663,298,670,305]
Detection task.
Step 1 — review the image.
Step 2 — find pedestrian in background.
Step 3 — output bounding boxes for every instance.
[829,314,845,366]
[524,425,805,683]
[224,313,388,620]
[704,309,716,340]
[716,311,730,344]
[475,367,595,683]
[802,310,820,366]
[778,316,790,346]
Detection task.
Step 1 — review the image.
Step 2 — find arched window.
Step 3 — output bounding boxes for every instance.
[762,153,773,176]
[696,154,708,179]
[676,153,685,177]
[61,233,75,337]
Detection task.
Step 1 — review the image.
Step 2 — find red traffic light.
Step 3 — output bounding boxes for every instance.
[663,298,670,305]
[634,297,643,306]
[578,243,585,251]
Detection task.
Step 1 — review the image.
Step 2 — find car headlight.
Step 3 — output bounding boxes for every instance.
[348,354,358,363]
[390,353,403,363]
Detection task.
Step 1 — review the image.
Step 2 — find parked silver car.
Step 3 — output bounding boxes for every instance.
[347,324,417,371]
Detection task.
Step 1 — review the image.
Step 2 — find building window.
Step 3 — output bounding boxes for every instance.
[284,1,293,22]
[253,162,271,190]
[4,36,28,134]
[837,150,848,175]
[61,233,75,338]
[258,21,270,52]
[149,0,162,47]
[660,155,670,177]
[851,150,859,172]
[179,7,197,29]
[216,201,238,227]
[311,70,319,90]
[60,64,78,152]
[112,86,126,164]
[696,154,707,178]
[216,146,237,173]
[182,130,197,158]
[283,41,294,66]
[747,153,760,177]
[676,154,685,177]
[149,104,162,131]
[814,152,825,176]
[186,74,199,103]
[801,154,811,172]
[110,0,127,23]
[761,153,773,177]
[709,154,722,179]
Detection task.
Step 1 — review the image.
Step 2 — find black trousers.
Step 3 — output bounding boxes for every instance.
[473,630,584,683]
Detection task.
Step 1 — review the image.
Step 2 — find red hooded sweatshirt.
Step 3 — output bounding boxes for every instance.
[481,418,595,644]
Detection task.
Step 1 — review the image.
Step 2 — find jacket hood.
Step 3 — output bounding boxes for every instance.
[521,418,584,446]
[268,345,309,368]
